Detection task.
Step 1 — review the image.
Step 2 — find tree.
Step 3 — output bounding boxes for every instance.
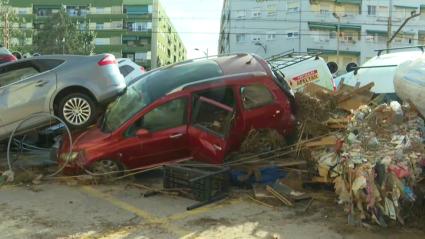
[0,0,31,53]
[33,9,95,55]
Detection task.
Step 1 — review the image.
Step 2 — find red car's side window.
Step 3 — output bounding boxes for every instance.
[240,84,275,110]
[125,97,188,136]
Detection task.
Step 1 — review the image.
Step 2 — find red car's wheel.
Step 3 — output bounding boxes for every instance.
[90,159,124,179]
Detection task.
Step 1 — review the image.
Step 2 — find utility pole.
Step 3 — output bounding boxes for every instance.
[386,0,393,51]
[336,18,340,66]
[333,13,346,68]
[387,12,421,47]
[298,0,302,52]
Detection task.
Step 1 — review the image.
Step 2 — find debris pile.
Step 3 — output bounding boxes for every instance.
[307,101,425,226]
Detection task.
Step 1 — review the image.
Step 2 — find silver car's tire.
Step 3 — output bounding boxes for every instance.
[58,93,96,129]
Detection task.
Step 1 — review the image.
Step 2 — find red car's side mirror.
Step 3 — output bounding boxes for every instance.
[136,129,150,138]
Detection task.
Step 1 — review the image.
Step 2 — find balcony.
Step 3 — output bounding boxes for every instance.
[309,38,361,53]
[335,0,362,4]
[66,6,89,17]
[308,22,361,32]
[94,45,123,54]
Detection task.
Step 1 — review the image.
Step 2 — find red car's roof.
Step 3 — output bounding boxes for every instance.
[213,54,266,75]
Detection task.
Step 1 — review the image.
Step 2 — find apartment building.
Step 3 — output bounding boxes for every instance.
[219,0,425,73]
[7,0,187,69]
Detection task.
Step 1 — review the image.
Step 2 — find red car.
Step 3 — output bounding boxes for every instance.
[58,53,296,175]
[0,46,17,65]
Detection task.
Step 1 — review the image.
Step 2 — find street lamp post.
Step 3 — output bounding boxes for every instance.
[332,12,347,69]
[254,42,267,54]
[194,48,208,58]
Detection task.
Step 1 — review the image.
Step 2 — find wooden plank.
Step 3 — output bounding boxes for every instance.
[303,83,333,97]
[266,185,294,207]
[337,93,374,112]
[304,135,337,148]
[336,82,375,103]
[248,196,277,209]
[303,198,314,212]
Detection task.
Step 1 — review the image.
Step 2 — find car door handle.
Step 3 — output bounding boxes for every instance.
[169,133,183,139]
[213,144,222,151]
[35,80,48,87]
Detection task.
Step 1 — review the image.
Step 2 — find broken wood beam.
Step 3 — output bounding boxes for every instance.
[266,185,293,207]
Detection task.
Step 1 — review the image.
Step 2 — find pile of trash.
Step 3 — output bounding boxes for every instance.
[309,101,425,226]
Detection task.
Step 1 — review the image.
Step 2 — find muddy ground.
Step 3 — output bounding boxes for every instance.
[1,168,424,239]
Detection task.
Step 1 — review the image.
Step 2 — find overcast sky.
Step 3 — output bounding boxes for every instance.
[161,0,224,59]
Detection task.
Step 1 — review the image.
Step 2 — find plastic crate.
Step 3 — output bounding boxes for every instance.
[163,164,230,202]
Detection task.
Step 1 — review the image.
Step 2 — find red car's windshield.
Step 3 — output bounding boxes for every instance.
[102,59,223,132]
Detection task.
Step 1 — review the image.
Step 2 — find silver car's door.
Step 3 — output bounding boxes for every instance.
[0,61,57,133]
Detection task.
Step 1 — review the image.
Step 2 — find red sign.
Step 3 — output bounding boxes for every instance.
[289,69,320,88]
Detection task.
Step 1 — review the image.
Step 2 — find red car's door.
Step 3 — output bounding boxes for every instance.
[188,95,235,164]
[119,97,192,169]
[238,83,289,134]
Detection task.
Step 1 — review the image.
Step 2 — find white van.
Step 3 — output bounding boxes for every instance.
[268,51,337,92]
[335,47,425,93]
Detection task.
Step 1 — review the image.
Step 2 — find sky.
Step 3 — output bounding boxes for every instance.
[161,0,224,59]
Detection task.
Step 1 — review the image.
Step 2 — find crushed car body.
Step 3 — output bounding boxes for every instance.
[58,53,297,174]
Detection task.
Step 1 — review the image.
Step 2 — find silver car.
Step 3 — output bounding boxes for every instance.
[118,58,146,85]
[0,54,126,140]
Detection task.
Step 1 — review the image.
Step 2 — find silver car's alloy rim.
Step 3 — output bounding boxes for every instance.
[63,97,91,125]
[92,160,121,175]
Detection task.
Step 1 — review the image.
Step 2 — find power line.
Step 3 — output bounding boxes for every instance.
[1,26,422,41]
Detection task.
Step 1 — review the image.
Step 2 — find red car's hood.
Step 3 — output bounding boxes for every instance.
[61,126,111,152]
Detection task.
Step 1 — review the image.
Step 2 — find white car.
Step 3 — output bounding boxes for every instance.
[268,51,337,92]
[394,54,425,116]
[118,58,146,85]
[336,48,424,93]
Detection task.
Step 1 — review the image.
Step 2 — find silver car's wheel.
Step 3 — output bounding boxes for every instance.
[62,97,91,126]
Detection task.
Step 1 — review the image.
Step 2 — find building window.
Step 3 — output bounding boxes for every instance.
[66,6,89,17]
[95,7,105,14]
[377,6,389,17]
[252,9,262,18]
[419,34,425,45]
[124,5,149,15]
[267,32,276,41]
[366,33,386,43]
[287,1,299,13]
[312,30,329,42]
[286,31,299,39]
[367,5,376,16]
[267,4,277,16]
[95,38,110,45]
[235,10,246,18]
[236,33,247,43]
[127,22,152,32]
[251,35,261,42]
[341,31,356,43]
[319,3,331,15]
[36,8,59,16]
[96,23,104,30]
